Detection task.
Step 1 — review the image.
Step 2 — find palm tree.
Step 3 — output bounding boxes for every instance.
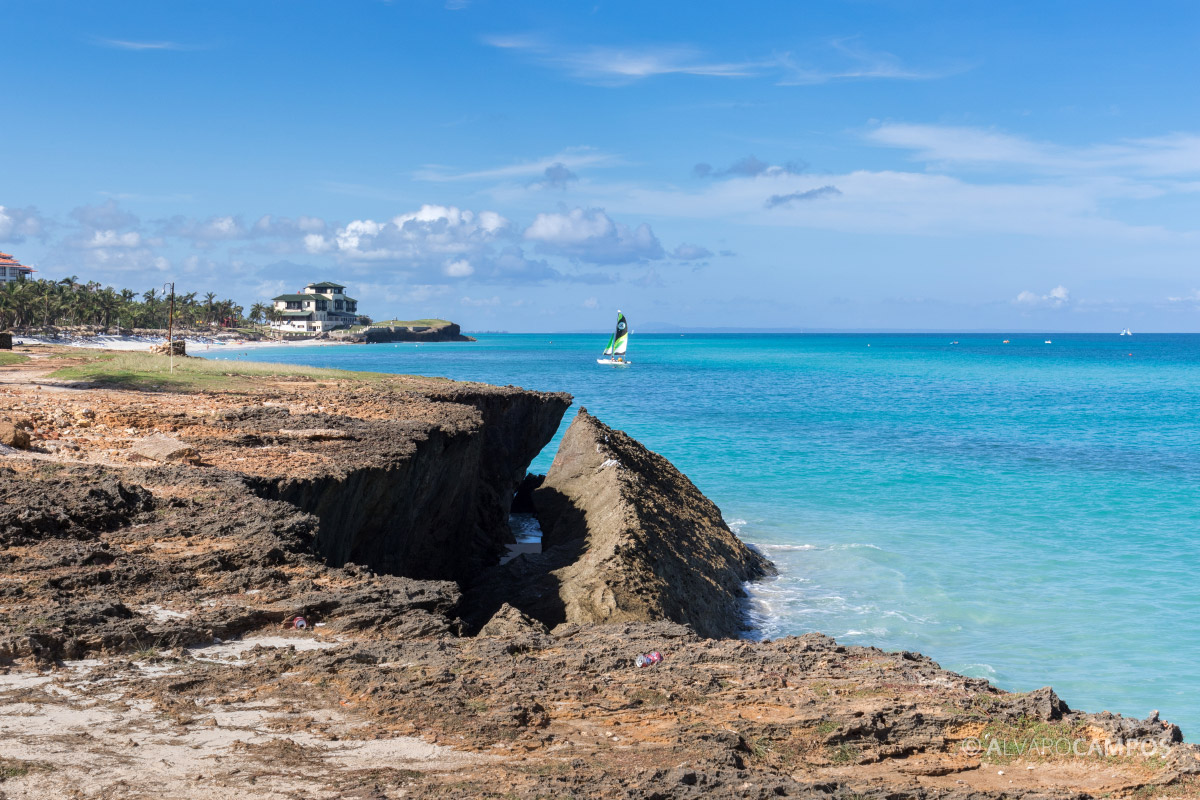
[203,292,217,325]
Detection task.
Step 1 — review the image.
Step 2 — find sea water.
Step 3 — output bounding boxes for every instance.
[210,333,1200,736]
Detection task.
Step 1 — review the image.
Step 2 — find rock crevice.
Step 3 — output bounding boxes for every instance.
[468,408,774,638]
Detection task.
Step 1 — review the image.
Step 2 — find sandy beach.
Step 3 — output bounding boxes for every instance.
[12,333,349,353]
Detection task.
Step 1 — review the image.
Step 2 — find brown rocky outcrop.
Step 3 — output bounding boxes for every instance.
[128,432,201,464]
[468,409,774,638]
[246,384,571,582]
[0,418,29,448]
[149,339,187,356]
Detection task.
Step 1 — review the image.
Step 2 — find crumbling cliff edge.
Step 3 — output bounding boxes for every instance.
[0,348,1198,799]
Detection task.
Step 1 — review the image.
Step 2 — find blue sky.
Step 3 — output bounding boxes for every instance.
[3,0,1200,331]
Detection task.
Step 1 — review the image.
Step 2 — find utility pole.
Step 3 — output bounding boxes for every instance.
[163,282,176,372]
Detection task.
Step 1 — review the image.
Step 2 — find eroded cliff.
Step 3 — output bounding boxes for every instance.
[467,408,774,638]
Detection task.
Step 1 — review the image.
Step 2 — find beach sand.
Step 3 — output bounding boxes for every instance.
[12,333,347,353]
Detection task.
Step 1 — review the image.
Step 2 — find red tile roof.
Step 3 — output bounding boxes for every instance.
[0,252,34,272]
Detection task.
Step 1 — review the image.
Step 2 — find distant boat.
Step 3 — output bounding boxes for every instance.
[1120,328,1132,336]
[597,310,631,366]
[1045,340,1053,344]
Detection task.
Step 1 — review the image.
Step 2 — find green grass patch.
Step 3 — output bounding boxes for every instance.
[0,758,54,781]
[49,350,389,392]
[0,352,29,366]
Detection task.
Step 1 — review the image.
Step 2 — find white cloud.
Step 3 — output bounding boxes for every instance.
[443,259,474,277]
[94,38,194,51]
[484,34,949,87]
[484,36,761,84]
[86,230,142,248]
[583,297,599,308]
[524,207,664,264]
[582,165,1177,240]
[671,243,712,260]
[866,123,1200,177]
[1016,286,1071,307]
[777,38,956,86]
[415,148,615,182]
[0,206,46,242]
[461,295,501,306]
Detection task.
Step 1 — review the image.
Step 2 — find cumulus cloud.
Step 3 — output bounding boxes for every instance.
[529,162,578,190]
[71,199,139,231]
[159,214,249,244]
[85,230,143,248]
[304,204,590,285]
[460,295,501,307]
[765,185,842,208]
[671,243,712,260]
[1016,286,1071,307]
[443,259,474,277]
[524,207,664,264]
[0,206,47,242]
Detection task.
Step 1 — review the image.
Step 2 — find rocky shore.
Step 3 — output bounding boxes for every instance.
[333,321,475,343]
[1,346,1198,799]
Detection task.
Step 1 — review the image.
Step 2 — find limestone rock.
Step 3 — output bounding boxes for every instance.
[478,603,548,637]
[149,339,186,356]
[278,428,352,441]
[470,409,774,639]
[128,433,200,465]
[0,420,30,449]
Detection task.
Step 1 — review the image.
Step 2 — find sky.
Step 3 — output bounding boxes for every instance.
[3,0,1200,331]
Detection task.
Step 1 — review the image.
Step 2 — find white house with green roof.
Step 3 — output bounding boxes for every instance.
[270,281,359,332]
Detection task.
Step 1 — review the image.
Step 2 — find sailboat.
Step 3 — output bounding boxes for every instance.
[1120,328,1132,336]
[596,310,631,366]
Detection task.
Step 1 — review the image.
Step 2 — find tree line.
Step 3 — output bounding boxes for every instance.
[0,276,248,331]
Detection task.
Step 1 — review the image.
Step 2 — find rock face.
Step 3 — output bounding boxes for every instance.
[469,409,774,638]
[250,385,570,583]
[334,322,475,343]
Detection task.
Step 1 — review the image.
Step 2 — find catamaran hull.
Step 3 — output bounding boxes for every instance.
[596,359,631,366]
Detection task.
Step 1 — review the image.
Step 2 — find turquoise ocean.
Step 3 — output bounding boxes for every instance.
[207,333,1200,736]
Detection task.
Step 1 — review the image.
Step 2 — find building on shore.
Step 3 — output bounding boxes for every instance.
[0,252,34,283]
[270,281,359,332]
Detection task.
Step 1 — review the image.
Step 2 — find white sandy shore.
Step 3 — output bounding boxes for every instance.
[13,334,348,353]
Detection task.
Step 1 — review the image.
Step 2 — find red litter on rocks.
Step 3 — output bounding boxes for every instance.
[291,616,307,629]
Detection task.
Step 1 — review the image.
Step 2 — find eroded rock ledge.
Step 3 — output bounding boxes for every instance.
[468,409,774,638]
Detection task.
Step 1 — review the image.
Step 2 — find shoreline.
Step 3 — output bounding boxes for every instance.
[13,333,353,352]
[0,348,1197,798]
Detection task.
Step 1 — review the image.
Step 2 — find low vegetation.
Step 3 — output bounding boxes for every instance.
[48,350,382,391]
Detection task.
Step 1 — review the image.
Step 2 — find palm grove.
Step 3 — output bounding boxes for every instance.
[0,277,281,331]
